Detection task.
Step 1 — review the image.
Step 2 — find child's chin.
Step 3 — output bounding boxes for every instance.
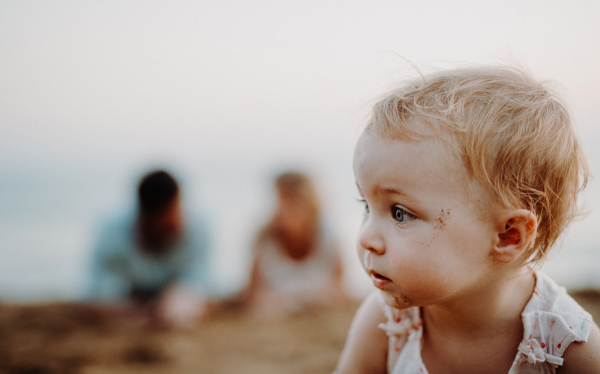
[382,291,412,309]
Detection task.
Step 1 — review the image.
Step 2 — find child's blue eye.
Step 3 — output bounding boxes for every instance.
[358,199,369,214]
[392,205,413,223]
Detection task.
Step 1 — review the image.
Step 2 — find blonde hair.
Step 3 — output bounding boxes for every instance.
[258,171,321,259]
[367,66,589,263]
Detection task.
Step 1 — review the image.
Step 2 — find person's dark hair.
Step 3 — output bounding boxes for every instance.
[138,170,179,214]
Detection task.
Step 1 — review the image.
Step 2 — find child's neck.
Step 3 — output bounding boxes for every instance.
[420,266,535,373]
[423,265,534,336]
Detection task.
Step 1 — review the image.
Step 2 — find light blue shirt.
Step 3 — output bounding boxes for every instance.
[88,211,211,300]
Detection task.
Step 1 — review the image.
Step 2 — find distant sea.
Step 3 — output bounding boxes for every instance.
[1,155,599,302]
[0,153,372,302]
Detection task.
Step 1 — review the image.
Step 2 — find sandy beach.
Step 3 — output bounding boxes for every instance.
[1,291,599,374]
[0,300,359,374]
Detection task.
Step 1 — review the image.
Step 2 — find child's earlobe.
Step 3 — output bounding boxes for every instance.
[493,210,538,264]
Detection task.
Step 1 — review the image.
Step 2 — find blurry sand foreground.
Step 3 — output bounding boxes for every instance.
[1,291,600,374]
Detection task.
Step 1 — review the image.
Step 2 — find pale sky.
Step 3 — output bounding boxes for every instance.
[1,0,599,164]
[1,1,599,299]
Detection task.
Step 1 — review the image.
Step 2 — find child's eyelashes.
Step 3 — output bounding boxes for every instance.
[391,205,415,224]
[356,199,414,224]
[357,198,370,214]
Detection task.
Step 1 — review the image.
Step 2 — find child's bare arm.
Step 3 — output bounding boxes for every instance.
[335,291,388,374]
[558,322,600,373]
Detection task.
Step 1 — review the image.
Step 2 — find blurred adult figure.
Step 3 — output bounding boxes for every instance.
[88,170,211,327]
[243,171,347,317]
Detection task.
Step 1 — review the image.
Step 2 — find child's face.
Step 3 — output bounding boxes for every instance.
[353,130,500,309]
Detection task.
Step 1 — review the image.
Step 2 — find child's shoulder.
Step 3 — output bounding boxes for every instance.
[525,272,592,342]
[335,291,389,374]
[559,322,600,373]
[516,271,598,373]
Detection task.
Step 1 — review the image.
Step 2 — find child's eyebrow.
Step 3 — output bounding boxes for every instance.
[374,185,422,205]
[374,186,407,197]
[357,183,418,203]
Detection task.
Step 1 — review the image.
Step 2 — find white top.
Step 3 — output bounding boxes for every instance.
[378,272,593,374]
[255,223,339,310]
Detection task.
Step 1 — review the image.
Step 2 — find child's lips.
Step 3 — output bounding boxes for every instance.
[369,270,391,290]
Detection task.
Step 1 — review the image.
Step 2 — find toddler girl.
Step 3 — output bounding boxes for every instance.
[335,66,600,373]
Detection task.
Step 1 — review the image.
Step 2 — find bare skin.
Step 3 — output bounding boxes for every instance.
[419,269,534,373]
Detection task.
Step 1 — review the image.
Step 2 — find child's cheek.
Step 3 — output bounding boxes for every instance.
[393,253,451,302]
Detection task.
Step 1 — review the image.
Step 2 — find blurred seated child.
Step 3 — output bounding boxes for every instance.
[88,170,211,328]
[243,171,347,317]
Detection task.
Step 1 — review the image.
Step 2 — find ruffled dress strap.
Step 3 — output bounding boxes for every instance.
[377,292,428,374]
[509,272,593,374]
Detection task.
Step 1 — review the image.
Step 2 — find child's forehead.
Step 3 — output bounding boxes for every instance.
[355,132,465,185]
[354,130,459,168]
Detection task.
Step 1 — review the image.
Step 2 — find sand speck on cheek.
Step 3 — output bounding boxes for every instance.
[434,208,450,230]
[431,208,451,240]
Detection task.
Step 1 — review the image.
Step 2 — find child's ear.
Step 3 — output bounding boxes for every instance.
[493,209,538,264]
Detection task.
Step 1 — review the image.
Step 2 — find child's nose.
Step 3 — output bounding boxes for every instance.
[358,220,385,255]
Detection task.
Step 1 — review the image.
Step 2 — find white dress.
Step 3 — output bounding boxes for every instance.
[254,224,340,312]
[378,272,593,374]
